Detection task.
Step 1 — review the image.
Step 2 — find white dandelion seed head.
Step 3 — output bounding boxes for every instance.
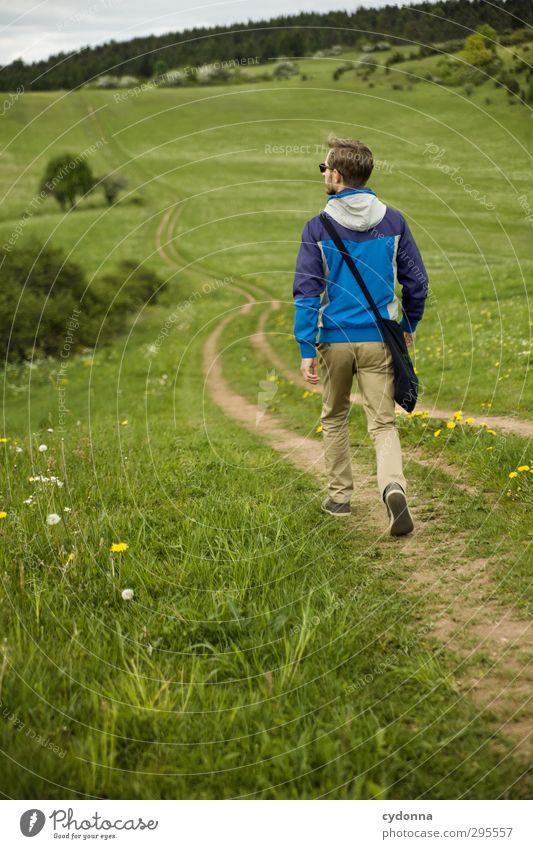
[121,588,134,601]
[38,444,48,452]
[46,513,61,526]
[15,447,23,453]
[63,507,72,512]
[47,428,54,432]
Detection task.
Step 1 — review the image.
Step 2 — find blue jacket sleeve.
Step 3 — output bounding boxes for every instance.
[396,218,429,334]
[292,220,326,358]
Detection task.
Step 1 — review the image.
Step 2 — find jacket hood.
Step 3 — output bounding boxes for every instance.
[324,188,387,231]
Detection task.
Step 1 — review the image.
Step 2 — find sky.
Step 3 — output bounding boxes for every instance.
[0,0,414,65]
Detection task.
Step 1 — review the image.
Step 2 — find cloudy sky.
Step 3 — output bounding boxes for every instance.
[0,0,412,65]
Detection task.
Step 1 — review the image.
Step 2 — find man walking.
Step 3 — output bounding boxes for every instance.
[292,137,428,535]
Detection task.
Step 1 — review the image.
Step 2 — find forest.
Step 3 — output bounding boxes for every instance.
[1,0,532,91]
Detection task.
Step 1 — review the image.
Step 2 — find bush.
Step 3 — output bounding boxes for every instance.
[0,244,86,360]
[272,62,299,79]
[116,75,139,88]
[358,58,378,75]
[0,244,165,361]
[418,45,438,58]
[332,61,354,81]
[94,75,118,89]
[159,69,188,87]
[98,173,128,206]
[92,75,139,89]
[385,51,404,66]
[500,28,533,46]
[497,71,521,95]
[93,260,163,310]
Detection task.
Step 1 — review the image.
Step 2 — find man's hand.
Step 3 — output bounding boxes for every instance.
[403,331,415,347]
[300,357,320,384]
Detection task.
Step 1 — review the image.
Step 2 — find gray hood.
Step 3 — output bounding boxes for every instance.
[324,190,387,231]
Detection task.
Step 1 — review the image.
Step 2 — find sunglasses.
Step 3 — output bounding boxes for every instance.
[319,162,342,175]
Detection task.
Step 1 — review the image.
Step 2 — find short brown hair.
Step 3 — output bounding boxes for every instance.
[326,137,374,187]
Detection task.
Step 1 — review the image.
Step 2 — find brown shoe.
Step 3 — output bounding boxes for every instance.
[321,497,352,517]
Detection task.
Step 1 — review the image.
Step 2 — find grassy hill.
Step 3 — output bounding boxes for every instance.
[0,52,531,799]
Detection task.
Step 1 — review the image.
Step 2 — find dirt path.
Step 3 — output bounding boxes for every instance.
[204,296,532,759]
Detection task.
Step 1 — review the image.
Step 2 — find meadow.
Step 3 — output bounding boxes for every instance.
[0,45,531,799]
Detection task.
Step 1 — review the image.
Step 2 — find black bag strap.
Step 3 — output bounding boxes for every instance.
[319,212,389,336]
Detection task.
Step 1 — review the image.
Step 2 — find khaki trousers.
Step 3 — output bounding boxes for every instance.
[316,341,407,503]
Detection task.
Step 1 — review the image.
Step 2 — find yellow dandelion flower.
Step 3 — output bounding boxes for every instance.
[120,419,129,426]
[315,423,323,433]
[452,411,463,420]
[433,429,441,438]
[517,465,530,472]
[446,421,456,429]
[110,542,129,553]
[0,511,7,519]
[486,429,496,436]
[464,417,475,424]
[508,472,518,479]
[0,437,9,443]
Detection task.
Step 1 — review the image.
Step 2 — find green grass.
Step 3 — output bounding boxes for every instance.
[0,54,531,799]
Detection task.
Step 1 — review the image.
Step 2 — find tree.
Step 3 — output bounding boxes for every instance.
[476,23,498,52]
[462,33,494,69]
[153,58,168,77]
[99,173,128,206]
[40,153,95,210]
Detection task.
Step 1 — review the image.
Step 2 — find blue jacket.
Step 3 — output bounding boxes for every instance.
[293,188,428,358]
